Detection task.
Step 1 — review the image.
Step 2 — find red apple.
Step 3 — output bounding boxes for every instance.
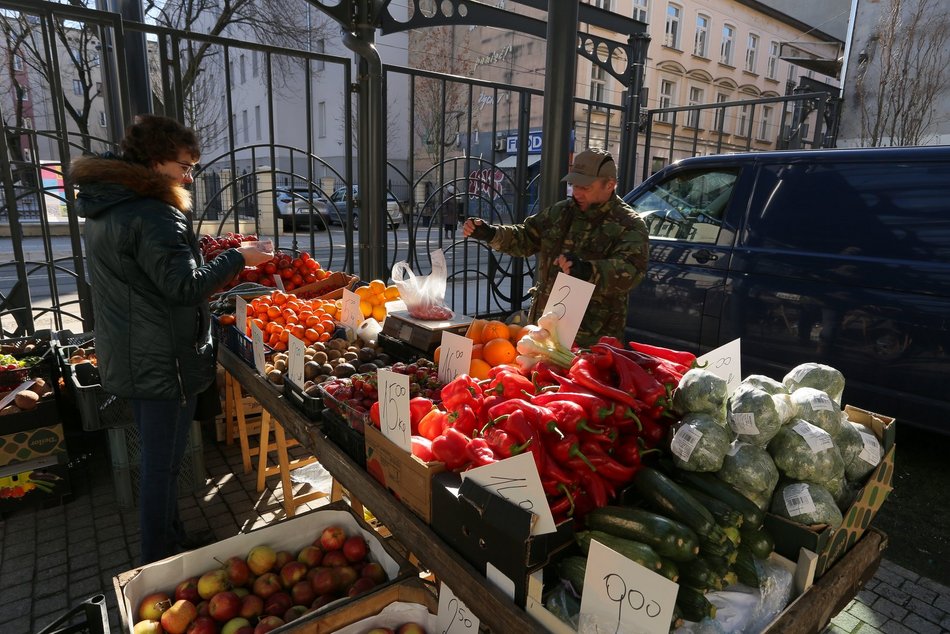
[160,599,198,634]
[253,616,285,634]
[138,591,172,622]
[175,577,201,604]
[397,623,428,634]
[252,572,282,600]
[221,616,253,634]
[334,566,359,592]
[225,556,252,587]
[279,561,307,588]
[319,526,346,551]
[246,545,277,575]
[132,621,163,634]
[361,562,387,585]
[208,590,241,622]
[197,569,231,600]
[310,568,338,596]
[283,605,308,622]
[290,580,316,606]
[342,536,368,562]
[263,591,292,617]
[297,545,323,567]
[239,593,264,619]
[195,601,210,618]
[186,615,217,634]
[321,550,348,568]
[310,594,338,611]
[274,550,294,569]
[347,576,377,597]
[306,566,326,586]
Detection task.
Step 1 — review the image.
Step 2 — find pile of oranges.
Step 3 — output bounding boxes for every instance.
[434,318,527,380]
[218,290,339,351]
[353,279,401,322]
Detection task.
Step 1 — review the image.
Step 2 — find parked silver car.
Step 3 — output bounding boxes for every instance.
[327,186,403,229]
[276,186,331,231]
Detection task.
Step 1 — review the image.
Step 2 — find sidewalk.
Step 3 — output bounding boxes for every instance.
[1,424,948,634]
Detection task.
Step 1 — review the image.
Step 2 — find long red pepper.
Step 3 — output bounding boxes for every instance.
[530,390,616,424]
[627,340,698,367]
[569,355,642,411]
[592,343,668,406]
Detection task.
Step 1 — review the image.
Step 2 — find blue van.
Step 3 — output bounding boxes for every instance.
[622,146,950,433]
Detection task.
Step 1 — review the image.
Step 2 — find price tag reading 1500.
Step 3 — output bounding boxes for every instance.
[377,369,411,452]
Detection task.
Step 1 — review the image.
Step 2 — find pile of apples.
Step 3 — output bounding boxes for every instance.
[133,525,388,634]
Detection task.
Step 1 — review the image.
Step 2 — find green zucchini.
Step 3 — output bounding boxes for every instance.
[740,526,775,559]
[677,557,719,590]
[675,471,765,529]
[575,530,663,571]
[633,468,726,543]
[678,484,745,529]
[700,554,731,577]
[585,506,700,562]
[734,544,760,587]
[676,586,717,622]
[699,536,737,559]
[657,557,680,583]
[557,555,588,594]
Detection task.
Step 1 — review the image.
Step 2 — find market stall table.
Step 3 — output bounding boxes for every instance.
[217,346,548,633]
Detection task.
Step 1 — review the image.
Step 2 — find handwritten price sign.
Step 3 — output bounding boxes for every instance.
[540,272,595,348]
[250,322,266,375]
[697,337,742,394]
[235,296,248,336]
[340,288,362,332]
[378,369,411,452]
[437,582,479,634]
[579,539,678,634]
[462,452,556,535]
[437,331,473,384]
[287,334,306,388]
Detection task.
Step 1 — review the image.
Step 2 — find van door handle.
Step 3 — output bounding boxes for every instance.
[691,249,719,264]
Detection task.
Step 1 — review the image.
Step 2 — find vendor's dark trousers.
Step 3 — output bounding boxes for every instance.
[132,395,197,564]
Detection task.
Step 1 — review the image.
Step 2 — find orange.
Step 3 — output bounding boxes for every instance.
[482,337,517,366]
[359,300,373,318]
[368,279,386,295]
[481,320,510,342]
[218,314,236,326]
[468,358,492,380]
[433,346,441,364]
[372,305,387,322]
[272,291,289,306]
[466,318,487,344]
[355,286,372,300]
[508,323,529,342]
[384,286,400,300]
[471,343,483,360]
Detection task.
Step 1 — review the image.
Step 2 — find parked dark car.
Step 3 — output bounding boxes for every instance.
[622,146,950,433]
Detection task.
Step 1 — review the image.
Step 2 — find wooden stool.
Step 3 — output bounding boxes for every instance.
[330,479,364,517]
[223,371,264,474]
[256,410,328,517]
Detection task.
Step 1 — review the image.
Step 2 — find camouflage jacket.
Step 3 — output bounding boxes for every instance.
[489,193,649,346]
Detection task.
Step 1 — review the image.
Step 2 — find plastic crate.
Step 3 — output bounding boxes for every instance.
[106,419,206,509]
[67,370,134,432]
[317,382,370,432]
[0,332,58,393]
[222,324,273,368]
[35,593,109,634]
[321,408,366,468]
[283,378,323,419]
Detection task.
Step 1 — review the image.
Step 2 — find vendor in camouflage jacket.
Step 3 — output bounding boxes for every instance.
[463,148,648,347]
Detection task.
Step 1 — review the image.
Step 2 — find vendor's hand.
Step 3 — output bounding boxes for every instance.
[554,252,593,281]
[237,246,275,267]
[463,218,496,242]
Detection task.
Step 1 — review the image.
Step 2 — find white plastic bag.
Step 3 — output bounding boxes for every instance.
[391,249,454,320]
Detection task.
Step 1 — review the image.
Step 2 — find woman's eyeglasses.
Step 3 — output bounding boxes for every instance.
[176,161,198,176]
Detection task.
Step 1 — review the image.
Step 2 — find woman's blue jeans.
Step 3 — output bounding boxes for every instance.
[132,395,197,565]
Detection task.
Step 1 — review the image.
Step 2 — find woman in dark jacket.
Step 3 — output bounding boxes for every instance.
[71,115,273,564]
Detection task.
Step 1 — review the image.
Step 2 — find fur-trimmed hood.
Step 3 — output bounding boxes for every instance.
[70,155,192,218]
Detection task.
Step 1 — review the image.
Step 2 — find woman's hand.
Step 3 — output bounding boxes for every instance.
[237,245,275,267]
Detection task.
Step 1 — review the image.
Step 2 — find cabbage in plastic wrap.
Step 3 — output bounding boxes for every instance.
[673,368,729,424]
[740,374,788,395]
[670,412,735,472]
[783,362,845,405]
[726,384,787,446]
[717,441,780,503]
[844,422,885,482]
[767,420,845,486]
[789,387,844,438]
[771,480,843,528]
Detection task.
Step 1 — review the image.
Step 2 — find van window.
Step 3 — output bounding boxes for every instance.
[748,162,950,260]
[628,169,738,243]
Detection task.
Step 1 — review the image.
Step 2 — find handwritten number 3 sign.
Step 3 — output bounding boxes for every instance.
[540,272,595,349]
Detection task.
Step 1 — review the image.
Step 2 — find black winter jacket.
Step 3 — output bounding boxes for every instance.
[71,157,244,401]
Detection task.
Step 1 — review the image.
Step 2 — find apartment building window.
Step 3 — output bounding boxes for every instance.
[315,39,325,72]
[665,4,682,49]
[96,82,102,94]
[713,92,729,131]
[694,15,710,57]
[318,101,327,138]
[12,54,23,71]
[72,79,82,95]
[229,61,234,85]
[255,105,261,140]
[787,63,797,85]
[631,0,648,22]
[98,111,106,127]
[23,117,32,129]
[720,25,735,65]
[242,110,249,143]
[745,34,759,73]
[758,105,773,140]
[232,115,238,142]
[736,103,751,137]
[590,64,607,103]
[18,87,28,102]
[239,54,246,84]
[686,86,704,128]
[658,79,677,123]
[592,0,611,9]
[252,51,258,77]
[767,41,779,79]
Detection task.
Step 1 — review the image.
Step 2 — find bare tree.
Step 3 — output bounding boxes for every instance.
[855,0,950,146]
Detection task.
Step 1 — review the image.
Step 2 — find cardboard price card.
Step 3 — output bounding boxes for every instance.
[697,338,742,394]
[341,288,362,332]
[235,296,248,335]
[287,334,306,388]
[579,540,679,634]
[250,322,266,375]
[461,452,556,535]
[540,272,595,348]
[437,331,473,384]
[377,369,411,452]
[437,581,480,634]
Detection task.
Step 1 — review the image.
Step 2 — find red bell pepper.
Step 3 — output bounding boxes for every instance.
[581,440,639,484]
[544,399,606,436]
[548,433,595,471]
[369,401,381,429]
[497,410,548,476]
[614,436,660,469]
[409,397,435,435]
[411,436,435,462]
[487,398,557,432]
[465,437,497,467]
[531,390,616,424]
[440,375,484,411]
[417,408,448,441]
[483,426,520,458]
[484,370,536,399]
[447,403,478,437]
[431,427,472,471]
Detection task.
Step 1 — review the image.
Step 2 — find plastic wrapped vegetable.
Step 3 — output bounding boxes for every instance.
[783,363,845,406]
[740,374,788,395]
[717,441,779,505]
[789,387,844,438]
[834,416,864,468]
[844,422,884,482]
[670,412,734,472]
[672,368,728,424]
[771,481,843,529]
[726,384,791,447]
[767,420,845,487]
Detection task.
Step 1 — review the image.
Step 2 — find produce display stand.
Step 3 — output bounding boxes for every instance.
[217,345,886,634]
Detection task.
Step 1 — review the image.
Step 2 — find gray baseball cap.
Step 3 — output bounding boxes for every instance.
[562,148,617,185]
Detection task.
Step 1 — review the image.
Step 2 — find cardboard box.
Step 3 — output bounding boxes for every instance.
[0,455,71,512]
[430,471,575,606]
[0,399,66,467]
[364,424,445,523]
[293,271,359,300]
[380,310,472,355]
[284,577,438,633]
[763,404,896,578]
[114,502,413,634]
